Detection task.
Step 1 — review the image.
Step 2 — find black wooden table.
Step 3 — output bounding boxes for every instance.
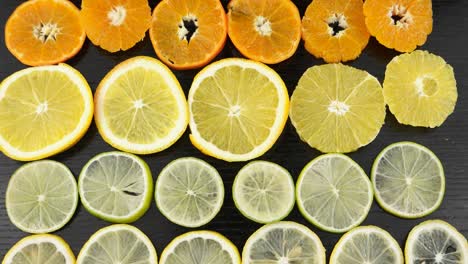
[1,0,467,260]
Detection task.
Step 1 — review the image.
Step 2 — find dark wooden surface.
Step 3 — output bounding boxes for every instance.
[1,0,467,260]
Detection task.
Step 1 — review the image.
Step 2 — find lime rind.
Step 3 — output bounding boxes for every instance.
[232,160,295,224]
[78,151,153,223]
[371,141,445,219]
[296,154,373,233]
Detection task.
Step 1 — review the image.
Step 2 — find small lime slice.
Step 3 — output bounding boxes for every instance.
[330,226,404,264]
[405,220,468,264]
[3,234,75,264]
[242,221,326,264]
[6,160,78,233]
[232,161,294,224]
[296,154,373,233]
[159,231,241,264]
[78,152,153,223]
[77,224,157,264]
[372,141,445,218]
[155,157,224,228]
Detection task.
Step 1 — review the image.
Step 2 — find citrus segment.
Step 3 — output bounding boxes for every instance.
[364,0,432,52]
[94,56,188,154]
[5,0,85,66]
[297,154,373,233]
[81,0,151,52]
[383,50,457,127]
[290,64,386,153]
[227,0,301,64]
[159,231,240,264]
[372,142,445,218]
[232,161,295,224]
[6,161,78,234]
[155,157,224,228]
[78,152,153,223]
[302,0,370,63]
[150,0,227,70]
[0,64,94,161]
[188,58,289,162]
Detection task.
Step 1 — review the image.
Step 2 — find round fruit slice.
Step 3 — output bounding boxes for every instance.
[150,0,227,70]
[364,0,432,52]
[0,64,94,161]
[188,58,289,162]
[232,161,295,224]
[383,50,457,128]
[290,64,386,153]
[296,154,373,233]
[6,161,78,234]
[330,226,404,264]
[95,56,188,154]
[243,221,326,264]
[155,157,224,228]
[77,224,157,264]
[160,231,240,264]
[78,152,153,223]
[81,0,151,52]
[372,142,445,218]
[405,220,468,264]
[3,234,75,264]
[302,0,370,63]
[5,0,85,66]
[227,0,301,64]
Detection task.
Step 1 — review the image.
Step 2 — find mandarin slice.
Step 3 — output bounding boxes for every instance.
[302,0,370,63]
[81,0,151,52]
[364,0,433,52]
[5,0,85,66]
[150,0,227,70]
[227,0,301,64]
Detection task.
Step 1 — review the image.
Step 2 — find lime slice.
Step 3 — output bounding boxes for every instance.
[405,220,468,264]
[77,224,157,264]
[155,157,224,228]
[6,160,78,233]
[371,141,445,218]
[330,226,404,264]
[242,221,326,264]
[95,56,188,154]
[78,152,153,223]
[290,63,386,153]
[3,234,75,264]
[232,161,295,224]
[296,154,373,233]
[159,231,240,264]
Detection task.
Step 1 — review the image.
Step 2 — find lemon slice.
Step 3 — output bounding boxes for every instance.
[242,221,326,264]
[232,161,295,224]
[405,220,467,264]
[6,160,78,234]
[95,56,188,154]
[383,50,457,127]
[77,224,158,264]
[330,226,404,264]
[290,64,386,153]
[0,64,93,161]
[159,230,240,264]
[188,58,289,162]
[372,142,445,218]
[296,154,373,233]
[3,234,75,264]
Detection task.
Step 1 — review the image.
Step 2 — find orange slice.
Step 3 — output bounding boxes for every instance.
[150,0,227,70]
[5,0,85,66]
[81,0,151,52]
[302,0,370,63]
[363,0,433,52]
[227,0,301,64]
